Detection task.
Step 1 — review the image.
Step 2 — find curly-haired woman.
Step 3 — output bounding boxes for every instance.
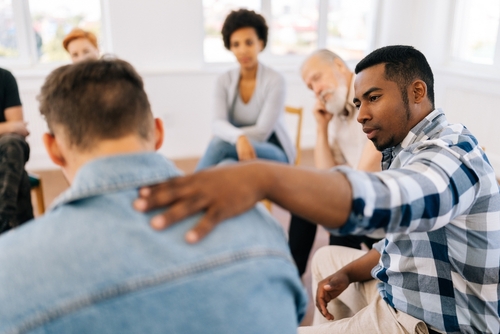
[196,9,295,170]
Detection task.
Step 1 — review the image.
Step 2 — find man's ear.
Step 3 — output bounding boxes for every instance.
[42,133,66,167]
[412,80,427,104]
[154,118,164,150]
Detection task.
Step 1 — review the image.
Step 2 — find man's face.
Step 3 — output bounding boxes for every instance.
[302,56,348,114]
[353,63,412,151]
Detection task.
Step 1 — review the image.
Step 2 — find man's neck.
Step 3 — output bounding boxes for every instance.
[63,135,154,184]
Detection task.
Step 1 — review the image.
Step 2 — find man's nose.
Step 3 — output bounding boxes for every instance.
[356,104,369,124]
[312,83,321,97]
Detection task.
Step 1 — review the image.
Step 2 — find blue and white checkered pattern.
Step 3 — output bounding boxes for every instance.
[332,109,500,333]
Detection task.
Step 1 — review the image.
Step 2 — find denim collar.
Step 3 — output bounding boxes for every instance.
[382,109,447,169]
[50,152,181,210]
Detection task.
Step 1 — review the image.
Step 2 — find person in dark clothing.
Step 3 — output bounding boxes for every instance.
[0,67,33,234]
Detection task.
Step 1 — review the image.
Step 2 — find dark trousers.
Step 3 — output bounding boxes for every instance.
[0,134,33,234]
[288,214,380,276]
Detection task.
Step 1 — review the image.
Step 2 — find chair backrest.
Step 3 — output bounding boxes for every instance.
[285,106,303,165]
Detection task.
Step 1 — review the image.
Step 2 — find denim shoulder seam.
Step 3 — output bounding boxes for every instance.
[7,248,292,334]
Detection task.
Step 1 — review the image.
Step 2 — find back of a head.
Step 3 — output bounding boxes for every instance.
[38,58,153,151]
[355,45,435,108]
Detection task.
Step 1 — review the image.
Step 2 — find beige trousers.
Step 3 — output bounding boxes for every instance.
[298,246,429,334]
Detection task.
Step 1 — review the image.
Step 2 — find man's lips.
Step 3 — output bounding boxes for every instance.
[363,127,378,140]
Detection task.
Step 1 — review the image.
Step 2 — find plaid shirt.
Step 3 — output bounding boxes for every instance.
[332,109,500,333]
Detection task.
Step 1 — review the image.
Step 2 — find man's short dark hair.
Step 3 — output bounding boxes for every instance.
[221,9,268,50]
[355,45,435,109]
[38,58,153,151]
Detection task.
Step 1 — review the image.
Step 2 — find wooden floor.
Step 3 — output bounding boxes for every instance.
[29,149,329,327]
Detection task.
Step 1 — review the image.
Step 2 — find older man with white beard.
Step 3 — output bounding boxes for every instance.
[288,49,382,277]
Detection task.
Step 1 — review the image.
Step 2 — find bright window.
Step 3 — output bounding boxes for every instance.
[29,0,102,63]
[326,0,374,61]
[452,0,500,65]
[0,0,19,59]
[203,0,377,63]
[269,0,318,56]
[0,0,103,67]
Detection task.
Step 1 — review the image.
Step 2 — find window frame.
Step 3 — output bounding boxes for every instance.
[0,0,109,70]
[446,0,500,78]
[202,0,380,68]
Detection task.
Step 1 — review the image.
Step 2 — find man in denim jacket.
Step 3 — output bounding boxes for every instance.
[0,59,306,333]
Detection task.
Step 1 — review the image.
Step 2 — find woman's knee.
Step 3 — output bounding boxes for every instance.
[207,137,234,152]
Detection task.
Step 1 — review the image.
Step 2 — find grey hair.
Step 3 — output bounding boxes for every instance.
[302,49,348,70]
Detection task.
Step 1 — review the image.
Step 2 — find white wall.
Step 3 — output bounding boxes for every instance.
[374,0,500,175]
[10,0,500,178]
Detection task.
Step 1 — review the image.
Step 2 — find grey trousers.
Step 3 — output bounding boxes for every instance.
[0,133,33,234]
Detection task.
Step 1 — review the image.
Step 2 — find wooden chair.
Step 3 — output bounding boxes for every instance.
[262,106,304,211]
[29,173,45,215]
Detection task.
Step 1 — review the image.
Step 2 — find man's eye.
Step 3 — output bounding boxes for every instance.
[370,95,380,102]
[354,103,360,109]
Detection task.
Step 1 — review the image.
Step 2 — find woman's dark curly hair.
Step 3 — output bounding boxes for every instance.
[221,9,268,50]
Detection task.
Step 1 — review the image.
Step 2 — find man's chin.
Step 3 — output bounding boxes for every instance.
[370,139,386,152]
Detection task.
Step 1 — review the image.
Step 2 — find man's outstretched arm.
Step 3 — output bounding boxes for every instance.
[134,161,352,243]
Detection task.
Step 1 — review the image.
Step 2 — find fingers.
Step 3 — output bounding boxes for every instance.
[134,177,188,211]
[148,190,208,231]
[315,284,334,321]
[185,207,223,243]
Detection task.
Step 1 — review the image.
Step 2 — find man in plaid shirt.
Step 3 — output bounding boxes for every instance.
[135,45,500,333]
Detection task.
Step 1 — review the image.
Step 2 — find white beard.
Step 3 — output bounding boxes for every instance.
[322,84,348,117]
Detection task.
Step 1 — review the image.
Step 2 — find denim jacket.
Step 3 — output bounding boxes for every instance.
[0,153,307,333]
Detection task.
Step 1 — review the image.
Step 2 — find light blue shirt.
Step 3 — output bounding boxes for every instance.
[0,152,306,334]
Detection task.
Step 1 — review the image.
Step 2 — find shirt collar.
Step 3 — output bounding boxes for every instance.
[382,109,446,169]
[50,152,182,210]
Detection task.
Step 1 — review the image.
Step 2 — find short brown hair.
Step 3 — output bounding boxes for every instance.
[62,28,98,51]
[38,58,153,151]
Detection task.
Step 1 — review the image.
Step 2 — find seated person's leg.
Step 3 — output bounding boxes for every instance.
[0,134,33,233]
[303,245,426,333]
[217,158,238,167]
[289,214,318,276]
[250,139,288,163]
[310,246,377,325]
[196,137,239,171]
